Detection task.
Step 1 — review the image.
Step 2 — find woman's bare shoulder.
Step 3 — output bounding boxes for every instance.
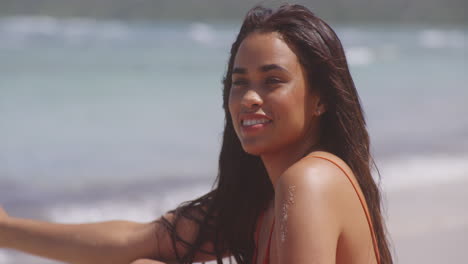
[304,151,355,177]
[275,150,365,222]
[278,151,355,189]
[273,151,359,262]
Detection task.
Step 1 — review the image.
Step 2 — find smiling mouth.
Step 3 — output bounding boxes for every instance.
[241,118,272,127]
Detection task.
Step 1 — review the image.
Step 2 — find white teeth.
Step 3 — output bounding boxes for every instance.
[242,119,270,126]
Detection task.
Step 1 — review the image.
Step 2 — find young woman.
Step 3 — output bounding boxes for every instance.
[0,4,392,264]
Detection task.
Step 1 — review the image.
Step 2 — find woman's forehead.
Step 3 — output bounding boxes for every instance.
[233,32,301,73]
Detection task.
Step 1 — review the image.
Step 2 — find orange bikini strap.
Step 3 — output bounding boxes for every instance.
[308,155,381,264]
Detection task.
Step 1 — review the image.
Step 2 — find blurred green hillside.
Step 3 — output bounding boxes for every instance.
[0,0,466,24]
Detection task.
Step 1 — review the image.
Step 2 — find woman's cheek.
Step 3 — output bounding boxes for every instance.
[228,91,237,117]
[228,91,241,131]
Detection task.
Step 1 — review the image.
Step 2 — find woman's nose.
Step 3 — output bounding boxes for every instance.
[241,89,263,110]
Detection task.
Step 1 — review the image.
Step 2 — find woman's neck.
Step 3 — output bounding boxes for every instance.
[261,138,321,189]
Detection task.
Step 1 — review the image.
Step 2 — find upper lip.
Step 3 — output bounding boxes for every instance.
[239,113,272,123]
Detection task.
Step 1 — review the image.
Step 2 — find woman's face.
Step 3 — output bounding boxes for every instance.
[228,32,320,156]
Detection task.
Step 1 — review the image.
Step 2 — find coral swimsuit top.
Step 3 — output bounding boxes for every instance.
[252,155,381,264]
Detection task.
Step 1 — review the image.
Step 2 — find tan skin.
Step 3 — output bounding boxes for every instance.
[0,32,376,264]
[0,207,217,264]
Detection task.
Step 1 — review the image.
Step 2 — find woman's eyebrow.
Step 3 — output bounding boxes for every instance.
[232,64,289,75]
[232,67,247,75]
[260,64,289,73]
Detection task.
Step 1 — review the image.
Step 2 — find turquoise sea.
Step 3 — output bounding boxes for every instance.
[0,17,467,263]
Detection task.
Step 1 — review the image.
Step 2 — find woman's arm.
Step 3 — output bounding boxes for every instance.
[0,206,221,264]
[274,156,351,264]
[0,206,161,264]
[274,154,377,264]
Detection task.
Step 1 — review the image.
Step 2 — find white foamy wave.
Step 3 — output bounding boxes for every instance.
[47,184,210,223]
[188,22,216,46]
[345,46,375,66]
[379,153,468,191]
[419,29,466,49]
[0,16,130,46]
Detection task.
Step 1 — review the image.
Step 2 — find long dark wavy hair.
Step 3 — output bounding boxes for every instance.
[159,4,392,264]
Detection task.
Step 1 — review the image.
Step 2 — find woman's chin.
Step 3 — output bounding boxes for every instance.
[241,144,267,156]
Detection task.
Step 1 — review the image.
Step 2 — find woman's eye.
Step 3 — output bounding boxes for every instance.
[232,79,248,86]
[265,78,283,85]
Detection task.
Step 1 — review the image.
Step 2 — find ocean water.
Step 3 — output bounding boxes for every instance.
[0,16,467,263]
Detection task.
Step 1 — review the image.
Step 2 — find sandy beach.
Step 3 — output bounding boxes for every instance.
[385,179,468,263]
